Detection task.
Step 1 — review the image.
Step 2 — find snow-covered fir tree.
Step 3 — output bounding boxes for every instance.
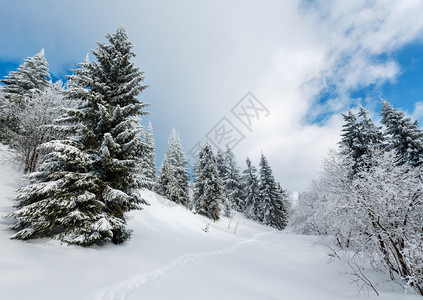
[166,129,190,205]
[215,149,226,179]
[339,110,358,158]
[155,157,168,196]
[156,155,174,197]
[193,142,222,221]
[0,49,50,145]
[357,106,384,148]
[222,146,245,212]
[214,149,231,217]
[156,154,184,204]
[11,26,149,246]
[276,182,291,219]
[339,107,384,173]
[381,99,423,165]
[258,153,287,230]
[1,49,50,100]
[140,121,156,189]
[242,157,260,220]
[82,25,149,217]
[156,128,189,205]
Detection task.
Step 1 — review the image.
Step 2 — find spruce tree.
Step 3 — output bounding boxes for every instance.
[156,155,172,197]
[166,169,183,204]
[276,182,290,219]
[242,157,260,220]
[1,49,50,100]
[258,153,287,230]
[339,107,384,173]
[156,128,189,205]
[193,142,222,221]
[223,146,245,212]
[214,149,232,216]
[11,26,149,245]
[86,25,149,217]
[215,150,226,179]
[357,107,384,148]
[140,121,156,189]
[381,99,423,165]
[339,110,359,158]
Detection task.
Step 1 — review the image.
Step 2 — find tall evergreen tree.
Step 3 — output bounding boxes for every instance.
[155,157,167,196]
[140,121,156,189]
[276,182,291,219]
[339,110,359,158]
[339,107,384,173]
[356,107,385,149]
[86,25,149,216]
[11,26,149,245]
[381,99,423,165]
[258,153,287,230]
[214,149,232,216]
[193,142,222,221]
[212,149,235,218]
[156,155,177,200]
[223,146,245,212]
[242,157,260,220]
[156,128,189,205]
[215,150,226,179]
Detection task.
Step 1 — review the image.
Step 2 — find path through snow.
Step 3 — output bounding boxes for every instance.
[95,231,275,300]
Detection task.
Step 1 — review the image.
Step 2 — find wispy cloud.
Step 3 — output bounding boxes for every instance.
[237,0,423,191]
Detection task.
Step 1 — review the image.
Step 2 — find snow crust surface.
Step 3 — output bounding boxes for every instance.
[0,144,420,300]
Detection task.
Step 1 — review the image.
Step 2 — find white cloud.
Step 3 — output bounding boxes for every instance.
[232,0,423,191]
[412,102,423,121]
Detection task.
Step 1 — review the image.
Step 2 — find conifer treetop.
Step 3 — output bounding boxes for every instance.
[1,49,50,98]
[381,99,423,165]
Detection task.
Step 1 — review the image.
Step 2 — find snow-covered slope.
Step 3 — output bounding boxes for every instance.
[0,144,420,300]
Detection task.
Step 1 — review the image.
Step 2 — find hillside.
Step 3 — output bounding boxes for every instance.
[0,143,420,300]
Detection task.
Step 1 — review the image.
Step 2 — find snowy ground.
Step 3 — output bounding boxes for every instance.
[0,143,421,300]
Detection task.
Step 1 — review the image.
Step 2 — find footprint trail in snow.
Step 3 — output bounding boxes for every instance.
[94,231,275,300]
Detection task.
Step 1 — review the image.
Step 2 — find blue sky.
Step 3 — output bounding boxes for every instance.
[312,41,423,124]
[378,43,423,110]
[352,42,423,113]
[2,0,423,192]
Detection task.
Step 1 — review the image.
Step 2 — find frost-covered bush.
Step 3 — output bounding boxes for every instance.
[292,148,423,295]
[291,102,423,295]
